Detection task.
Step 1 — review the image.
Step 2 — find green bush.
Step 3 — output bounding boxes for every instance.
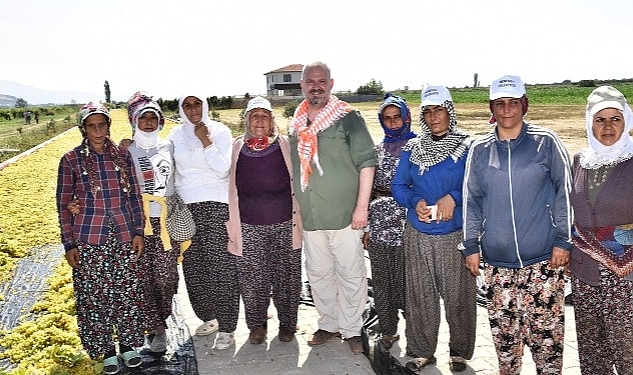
[283,102,299,118]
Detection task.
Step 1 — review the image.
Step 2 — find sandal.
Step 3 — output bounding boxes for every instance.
[379,333,399,349]
[102,355,119,375]
[120,350,142,368]
[405,356,437,371]
[449,356,467,372]
[195,319,218,336]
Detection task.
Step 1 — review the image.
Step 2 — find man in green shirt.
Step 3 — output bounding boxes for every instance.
[289,61,376,354]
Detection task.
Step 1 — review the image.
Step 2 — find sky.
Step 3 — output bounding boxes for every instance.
[1,0,632,103]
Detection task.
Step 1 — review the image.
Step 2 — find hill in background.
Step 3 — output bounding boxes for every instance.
[0,80,101,107]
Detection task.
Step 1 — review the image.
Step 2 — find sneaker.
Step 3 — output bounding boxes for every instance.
[149,331,167,352]
[195,319,218,336]
[307,329,341,346]
[214,331,235,350]
[346,335,363,354]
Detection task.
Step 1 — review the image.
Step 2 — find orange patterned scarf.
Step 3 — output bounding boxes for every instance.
[290,95,353,191]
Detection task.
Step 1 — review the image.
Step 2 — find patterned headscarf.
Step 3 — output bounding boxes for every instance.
[77,102,111,137]
[377,93,416,144]
[127,91,165,131]
[76,103,130,197]
[403,98,470,175]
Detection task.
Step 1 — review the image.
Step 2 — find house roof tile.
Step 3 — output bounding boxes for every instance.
[264,64,304,75]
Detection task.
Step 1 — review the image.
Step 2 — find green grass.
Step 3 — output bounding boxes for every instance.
[0,106,79,163]
[393,82,633,106]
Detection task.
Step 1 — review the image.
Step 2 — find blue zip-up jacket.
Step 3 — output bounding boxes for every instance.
[393,151,467,235]
[461,122,573,268]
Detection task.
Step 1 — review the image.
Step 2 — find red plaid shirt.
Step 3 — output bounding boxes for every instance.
[56,144,144,251]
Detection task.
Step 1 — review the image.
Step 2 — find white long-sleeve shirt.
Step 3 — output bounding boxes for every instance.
[169,121,232,204]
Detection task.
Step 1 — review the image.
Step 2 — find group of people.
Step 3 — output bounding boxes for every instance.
[367,75,633,374]
[55,61,633,375]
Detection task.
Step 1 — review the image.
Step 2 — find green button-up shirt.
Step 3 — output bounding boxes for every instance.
[289,111,376,231]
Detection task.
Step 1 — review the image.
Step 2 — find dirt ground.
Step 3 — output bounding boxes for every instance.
[257,103,589,157]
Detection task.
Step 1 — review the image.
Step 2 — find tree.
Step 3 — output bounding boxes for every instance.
[356,79,384,96]
[104,80,111,103]
[14,98,28,108]
[473,73,480,88]
[578,80,596,87]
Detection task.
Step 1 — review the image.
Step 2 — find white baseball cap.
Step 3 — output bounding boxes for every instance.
[489,75,526,100]
[245,96,272,115]
[421,85,452,106]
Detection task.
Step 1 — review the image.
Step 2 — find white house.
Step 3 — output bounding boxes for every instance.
[264,64,303,97]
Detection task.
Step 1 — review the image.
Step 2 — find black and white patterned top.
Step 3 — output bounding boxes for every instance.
[368,143,406,247]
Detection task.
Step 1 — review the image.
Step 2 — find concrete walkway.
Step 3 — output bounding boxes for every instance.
[174,265,581,375]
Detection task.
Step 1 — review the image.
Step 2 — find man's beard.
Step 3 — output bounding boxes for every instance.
[307,90,328,106]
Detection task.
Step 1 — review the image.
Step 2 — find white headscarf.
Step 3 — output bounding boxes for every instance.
[178,94,212,148]
[579,102,633,169]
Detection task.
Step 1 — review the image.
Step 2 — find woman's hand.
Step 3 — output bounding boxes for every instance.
[131,235,145,262]
[435,194,456,223]
[65,248,81,268]
[194,122,213,148]
[549,246,569,269]
[362,232,369,249]
[119,138,133,148]
[465,253,480,276]
[67,199,80,215]
[415,199,432,222]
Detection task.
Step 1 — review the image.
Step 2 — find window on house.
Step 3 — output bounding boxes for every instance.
[283,74,292,82]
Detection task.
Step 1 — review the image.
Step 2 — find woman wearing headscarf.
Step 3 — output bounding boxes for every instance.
[125,91,180,353]
[169,94,239,350]
[569,86,633,374]
[226,96,303,344]
[392,86,475,372]
[361,93,414,349]
[56,102,145,373]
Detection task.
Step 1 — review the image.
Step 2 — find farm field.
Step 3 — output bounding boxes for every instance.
[214,101,589,156]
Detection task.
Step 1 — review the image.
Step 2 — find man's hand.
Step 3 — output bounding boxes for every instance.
[465,253,480,276]
[351,206,368,230]
[65,248,81,269]
[549,246,569,269]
